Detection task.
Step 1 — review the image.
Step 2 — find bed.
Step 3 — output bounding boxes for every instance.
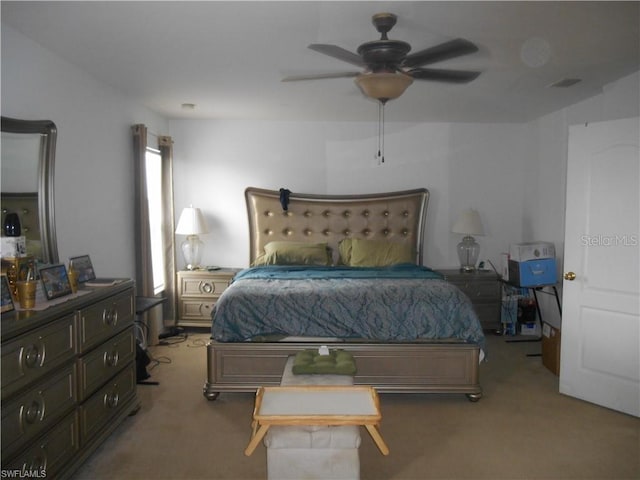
[204,187,484,401]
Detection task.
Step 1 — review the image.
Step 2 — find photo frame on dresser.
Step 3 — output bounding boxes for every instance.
[39,264,73,300]
[69,254,95,283]
[1,275,15,313]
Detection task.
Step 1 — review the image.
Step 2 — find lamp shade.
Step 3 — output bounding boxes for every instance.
[452,209,484,236]
[175,206,208,235]
[354,72,413,102]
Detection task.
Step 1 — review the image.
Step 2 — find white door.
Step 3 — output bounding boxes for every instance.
[560,117,639,417]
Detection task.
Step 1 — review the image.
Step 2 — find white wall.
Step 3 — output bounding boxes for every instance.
[524,71,640,327]
[1,24,168,278]
[170,118,532,270]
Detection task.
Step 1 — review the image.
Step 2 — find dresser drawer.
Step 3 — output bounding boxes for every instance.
[77,290,134,353]
[180,276,230,298]
[77,329,135,401]
[1,363,76,461]
[1,314,75,399]
[79,363,136,444]
[4,410,80,477]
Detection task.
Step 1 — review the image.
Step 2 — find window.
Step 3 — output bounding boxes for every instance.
[145,147,165,295]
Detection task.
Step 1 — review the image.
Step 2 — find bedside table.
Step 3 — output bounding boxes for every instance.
[438,269,501,332]
[176,268,241,327]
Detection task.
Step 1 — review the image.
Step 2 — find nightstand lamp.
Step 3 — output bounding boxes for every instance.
[452,208,485,272]
[176,206,208,270]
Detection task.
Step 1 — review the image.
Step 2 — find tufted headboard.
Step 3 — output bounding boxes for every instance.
[245,187,429,265]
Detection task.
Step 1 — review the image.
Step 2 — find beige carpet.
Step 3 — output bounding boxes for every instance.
[71,332,639,480]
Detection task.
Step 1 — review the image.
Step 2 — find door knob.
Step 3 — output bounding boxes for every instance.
[564,271,576,281]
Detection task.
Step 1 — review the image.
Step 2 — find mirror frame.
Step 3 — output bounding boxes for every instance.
[1,116,59,264]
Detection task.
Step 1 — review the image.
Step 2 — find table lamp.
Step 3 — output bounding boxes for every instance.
[452,208,484,272]
[175,206,208,270]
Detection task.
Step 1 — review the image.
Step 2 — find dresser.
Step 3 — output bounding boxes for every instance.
[176,269,240,327]
[438,269,501,332]
[1,280,139,479]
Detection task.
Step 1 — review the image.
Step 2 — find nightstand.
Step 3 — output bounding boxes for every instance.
[438,269,501,332]
[176,268,241,327]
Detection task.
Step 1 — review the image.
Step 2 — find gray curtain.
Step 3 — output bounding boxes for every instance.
[132,125,177,340]
[158,135,177,326]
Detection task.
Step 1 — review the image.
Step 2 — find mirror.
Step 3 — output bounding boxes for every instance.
[1,117,58,265]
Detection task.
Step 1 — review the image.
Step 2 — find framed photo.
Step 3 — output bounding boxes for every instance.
[69,254,96,283]
[39,264,73,300]
[1,275,15,313]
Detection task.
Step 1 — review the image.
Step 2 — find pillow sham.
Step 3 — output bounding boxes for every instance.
[337,238,354,265]
[348,238,415,267]
[252,241,332,266]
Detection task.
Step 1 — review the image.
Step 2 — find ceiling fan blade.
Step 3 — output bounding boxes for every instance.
[403,38,479,68]
[308,44,366,68]
[282,72,360,82]
[409,68,481,83]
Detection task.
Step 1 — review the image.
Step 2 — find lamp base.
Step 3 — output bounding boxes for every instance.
[457,235,480,273]
[181,235,203,271]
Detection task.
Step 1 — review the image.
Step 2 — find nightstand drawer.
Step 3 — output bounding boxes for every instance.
[438,269,501,331]
[177,269,239,327]
[455,281,500,300]
[180,277,230,298]
[180,300,215,320]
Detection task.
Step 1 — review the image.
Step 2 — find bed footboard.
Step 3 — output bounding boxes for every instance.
[203,341,482,402]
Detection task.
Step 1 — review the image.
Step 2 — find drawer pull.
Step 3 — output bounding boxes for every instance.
[20,344,45,369]
[102,308,119,326]
[201,282,214,294]
[104,392,120,409]
[104,350,120,367]
[20,396,45,428]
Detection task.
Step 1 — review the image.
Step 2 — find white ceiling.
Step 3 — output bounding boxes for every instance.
[2,1,638,123]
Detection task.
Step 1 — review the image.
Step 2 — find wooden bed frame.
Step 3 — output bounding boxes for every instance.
[203,187,482,401]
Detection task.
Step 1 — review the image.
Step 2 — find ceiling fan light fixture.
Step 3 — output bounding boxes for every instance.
[355,72,413,102]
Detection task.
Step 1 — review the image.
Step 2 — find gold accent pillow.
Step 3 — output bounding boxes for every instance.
[348,238,414,267]
[252,241,332,266]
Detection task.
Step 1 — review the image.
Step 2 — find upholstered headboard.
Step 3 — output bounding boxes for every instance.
[245,187,429,265]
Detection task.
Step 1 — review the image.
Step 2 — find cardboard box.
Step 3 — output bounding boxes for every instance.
[542,323,561,376]
[508,258,557,287]
[509,242,555,262]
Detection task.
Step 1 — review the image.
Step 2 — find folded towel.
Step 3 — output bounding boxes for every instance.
[292,349,357,375]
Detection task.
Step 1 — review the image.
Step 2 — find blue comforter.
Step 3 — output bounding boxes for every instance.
[211,265,485,350]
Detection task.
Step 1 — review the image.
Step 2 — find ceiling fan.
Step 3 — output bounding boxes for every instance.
[283,13,481,101]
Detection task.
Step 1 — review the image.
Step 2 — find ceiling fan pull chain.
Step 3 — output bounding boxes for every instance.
[376,101,385,164]
[381,101,385,163]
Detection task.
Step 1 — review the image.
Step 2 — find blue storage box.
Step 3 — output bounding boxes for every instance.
[508,258,557,287]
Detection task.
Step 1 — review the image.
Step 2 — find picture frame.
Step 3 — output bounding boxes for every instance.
[1,275,15,313]
[69,254,96,283]
[39,264,73,300]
